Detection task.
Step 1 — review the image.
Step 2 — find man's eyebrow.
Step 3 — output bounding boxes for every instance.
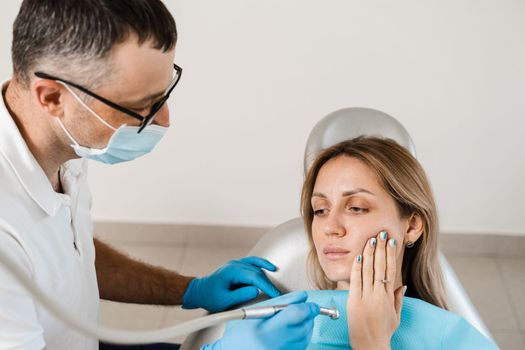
[311,188,374,199]
[122,71,178,106]
[124,91,165,106]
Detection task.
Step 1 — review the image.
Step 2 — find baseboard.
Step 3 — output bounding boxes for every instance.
[94,221,269,249]
[439,233,525,257]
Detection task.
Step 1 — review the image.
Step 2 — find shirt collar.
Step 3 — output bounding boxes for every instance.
[0,80,68,216]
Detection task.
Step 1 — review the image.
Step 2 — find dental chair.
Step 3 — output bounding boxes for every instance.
[181,108,492,349]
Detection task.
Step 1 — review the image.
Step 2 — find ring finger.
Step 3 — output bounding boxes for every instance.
[362,235,377,295]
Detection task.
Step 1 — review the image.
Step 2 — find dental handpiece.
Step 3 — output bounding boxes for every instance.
[243,304,340,320]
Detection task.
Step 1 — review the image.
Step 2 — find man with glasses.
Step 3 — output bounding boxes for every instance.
[0,1,319,350]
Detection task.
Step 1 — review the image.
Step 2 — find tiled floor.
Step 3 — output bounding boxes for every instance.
[446,256,525,349]
[96,224,525,349]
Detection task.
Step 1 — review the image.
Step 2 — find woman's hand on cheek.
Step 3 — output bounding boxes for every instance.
[346,231,406,350]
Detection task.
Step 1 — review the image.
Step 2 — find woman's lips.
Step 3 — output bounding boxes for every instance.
[323,246,350,260]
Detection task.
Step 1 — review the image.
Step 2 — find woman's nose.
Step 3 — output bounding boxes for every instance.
[323,213,346,237]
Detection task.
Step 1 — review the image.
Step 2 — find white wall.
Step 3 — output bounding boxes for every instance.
[2,1,524,234]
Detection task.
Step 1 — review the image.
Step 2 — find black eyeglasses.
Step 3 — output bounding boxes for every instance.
[34,64,182,133]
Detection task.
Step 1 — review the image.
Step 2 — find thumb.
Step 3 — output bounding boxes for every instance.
[394,285,406,318]
[268,302,320,328]
[227,286,260,306]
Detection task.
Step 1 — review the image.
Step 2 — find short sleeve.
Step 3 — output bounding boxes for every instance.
[0,230,46,350]
[442,316,500,350]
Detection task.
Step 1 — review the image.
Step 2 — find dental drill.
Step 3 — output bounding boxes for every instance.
[0,248,338,345]
[245,304,339,320]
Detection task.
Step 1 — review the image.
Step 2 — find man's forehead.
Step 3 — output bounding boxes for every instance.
[100,39,175,101]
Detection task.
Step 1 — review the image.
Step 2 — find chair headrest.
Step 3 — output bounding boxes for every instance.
[304,107,417,173]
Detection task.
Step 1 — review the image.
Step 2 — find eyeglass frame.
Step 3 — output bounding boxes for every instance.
[34,63,182,133]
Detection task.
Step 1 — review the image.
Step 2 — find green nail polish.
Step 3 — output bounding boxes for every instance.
[389,238,396,247]
[380,231,388,241]
[370,238,377,247]
[357,255,362,263]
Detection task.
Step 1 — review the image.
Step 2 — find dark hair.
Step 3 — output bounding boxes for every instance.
[12,0,177,86]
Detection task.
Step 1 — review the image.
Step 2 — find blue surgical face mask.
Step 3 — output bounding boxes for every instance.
[56,83,168,164]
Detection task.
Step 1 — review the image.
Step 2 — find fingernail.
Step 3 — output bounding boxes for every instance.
[357,254,362,264]
[380,231,388,241]
[370,237,377,247]
[389,238,396,247]
[402,285,407,296]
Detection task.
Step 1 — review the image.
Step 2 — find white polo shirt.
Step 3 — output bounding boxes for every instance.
[0,81,99,350]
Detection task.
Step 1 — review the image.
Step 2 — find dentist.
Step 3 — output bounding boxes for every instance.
[0,1,319,350]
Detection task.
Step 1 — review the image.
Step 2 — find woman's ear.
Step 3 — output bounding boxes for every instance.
[404,213,424,245]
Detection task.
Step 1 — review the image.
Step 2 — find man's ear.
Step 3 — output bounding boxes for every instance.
[32,79,66,117]
[404,212,424,245]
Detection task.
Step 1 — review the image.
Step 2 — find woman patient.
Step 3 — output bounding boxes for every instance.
[226,136,498,349]
[301,136,498,349]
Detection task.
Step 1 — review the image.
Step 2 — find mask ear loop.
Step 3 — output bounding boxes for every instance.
[57,81,117,131]
[55,117,81,148]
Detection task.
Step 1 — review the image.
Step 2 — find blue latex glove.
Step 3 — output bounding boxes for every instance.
[182,256,281,312]
[201,291,320,350]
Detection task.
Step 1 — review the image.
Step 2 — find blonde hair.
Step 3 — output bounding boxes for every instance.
[300,136,448,309]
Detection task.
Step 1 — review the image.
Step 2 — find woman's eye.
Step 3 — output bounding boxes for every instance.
[313,208,327,216]
[348,206,368,214]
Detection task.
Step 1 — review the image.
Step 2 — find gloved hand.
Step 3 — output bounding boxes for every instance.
[182,256,281,312]
[201,291,320,350]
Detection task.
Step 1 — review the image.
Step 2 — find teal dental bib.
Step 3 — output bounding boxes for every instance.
[226,290,498,350]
